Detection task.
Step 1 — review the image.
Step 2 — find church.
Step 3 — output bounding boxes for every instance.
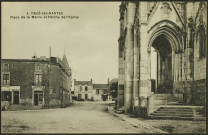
[117,1,207,118]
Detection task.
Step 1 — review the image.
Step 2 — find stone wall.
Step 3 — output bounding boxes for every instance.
[1,61,37,104]
[118,2,206,116]
[193,79,206,105]
[173,79,205,105]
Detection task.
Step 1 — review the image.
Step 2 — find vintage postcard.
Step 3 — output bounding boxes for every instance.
[1,1,207,134]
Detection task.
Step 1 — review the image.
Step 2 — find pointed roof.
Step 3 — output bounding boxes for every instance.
[147,2,185,29]
[61,54,70,70]
[59,54,71,77]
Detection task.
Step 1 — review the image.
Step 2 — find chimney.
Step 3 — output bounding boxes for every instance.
[91,78,93,82]
[32,53,37,59]
[108,78,110,84]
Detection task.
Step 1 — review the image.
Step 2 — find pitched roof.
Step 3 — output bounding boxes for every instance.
[93,84,109,89]
[1,59,49,62]
[74,81,92,86]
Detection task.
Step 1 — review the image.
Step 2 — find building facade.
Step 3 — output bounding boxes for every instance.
[92,84,110,101]
[74,79,111,101]
[1,55,72,108]
[74,79,93,100]
[117,1,207,114]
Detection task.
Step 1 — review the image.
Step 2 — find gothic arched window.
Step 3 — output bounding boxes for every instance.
[197,25,206,59]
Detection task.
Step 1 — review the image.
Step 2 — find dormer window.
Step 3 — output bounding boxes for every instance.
[3,64,9,70]
[85,86,88,91]
[35,64,41,71]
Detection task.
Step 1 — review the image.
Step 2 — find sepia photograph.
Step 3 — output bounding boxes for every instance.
[1,1,207,134]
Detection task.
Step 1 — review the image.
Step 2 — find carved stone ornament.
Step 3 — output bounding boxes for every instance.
[133,19,139,31]
[188,17,194,28]
[160,2,172,14]
[198,2,206,26]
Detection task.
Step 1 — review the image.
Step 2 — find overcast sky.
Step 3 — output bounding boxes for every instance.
[2,2,120,84]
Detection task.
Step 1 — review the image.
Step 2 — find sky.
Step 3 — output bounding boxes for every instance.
[2,2,120,84]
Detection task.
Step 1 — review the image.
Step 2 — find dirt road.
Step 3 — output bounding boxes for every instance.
[2,101,148,133]
[2,101,205,133]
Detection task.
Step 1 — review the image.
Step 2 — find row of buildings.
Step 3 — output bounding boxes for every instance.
[1,55,72,108]
[73,78,118,101]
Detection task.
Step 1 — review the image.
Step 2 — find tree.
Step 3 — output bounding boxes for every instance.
[109,80,118,99]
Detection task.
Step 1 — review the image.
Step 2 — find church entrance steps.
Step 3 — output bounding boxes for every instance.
[149,94,205,121]
[154,94,186,106]
[149,115,204,121]
[149,107,205,121]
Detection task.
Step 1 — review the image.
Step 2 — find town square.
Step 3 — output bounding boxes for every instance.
[1,1,207,134]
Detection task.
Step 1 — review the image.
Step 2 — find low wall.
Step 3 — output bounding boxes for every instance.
[193,79,206,105]
[93,95,102,101]
[173,80,205,105]
[147,94,160,117]
[173,82,184,101]
[49,99,60,107]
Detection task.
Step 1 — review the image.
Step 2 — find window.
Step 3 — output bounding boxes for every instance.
[198,25,206,59]
[96,89,99,94]
[35,64,41,70]
[78,94,82,99]
[3,64,9,70]
[85,86,88,91]
[80,86,82,91]
[3,74,10,85]
[35,74,42,84]
[2,91,11,101]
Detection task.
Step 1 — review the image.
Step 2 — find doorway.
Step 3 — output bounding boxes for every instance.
[85,94,88,100]
[34,91,43,106]
[151,34,173,94]
[13,91,19,104]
